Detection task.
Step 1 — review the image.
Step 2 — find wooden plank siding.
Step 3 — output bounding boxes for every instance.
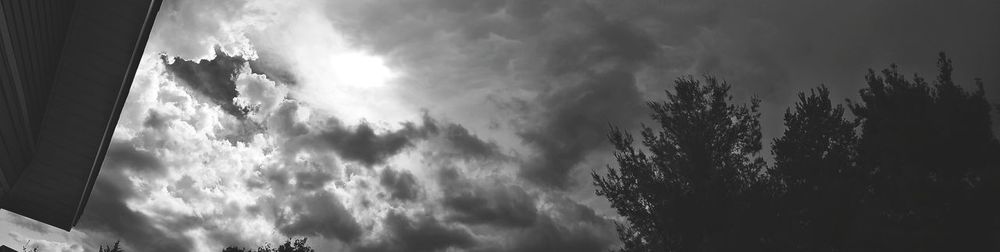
[0,0,161,231]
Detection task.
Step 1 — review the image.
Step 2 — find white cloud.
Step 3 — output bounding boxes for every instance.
[250,3,415,126]
[9,232,85,252]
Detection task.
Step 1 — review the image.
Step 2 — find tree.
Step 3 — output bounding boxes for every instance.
[593,75,767,251]
[223,238,315,252]
[770,86,860,250]
[595,53,999,251]
[20,241,37,252]
[848,53,999,250]
[99,241,124,252]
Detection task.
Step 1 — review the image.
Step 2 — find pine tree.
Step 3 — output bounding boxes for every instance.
[770,86,860,250]
[849,53,999,250]
[593,75,766,251]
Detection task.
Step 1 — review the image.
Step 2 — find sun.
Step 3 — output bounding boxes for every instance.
[328,51,395,89]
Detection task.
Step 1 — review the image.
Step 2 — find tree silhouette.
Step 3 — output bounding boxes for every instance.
[770,86,861,250]
[99,241,124,252]
[595,53,999,251]
[593,75,767,251]
[223,238,315,252]
[848,53,999,250]
[20,241,37,252]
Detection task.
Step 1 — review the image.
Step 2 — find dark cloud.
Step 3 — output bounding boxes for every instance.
[380,168,420,201]
[248,50,297,85]
[431,166,617,251]
[356,212,477,252]
[505,204,618,252]
[248,160,361,245]
[506,213,617,252]
[267,100,499,169]
[276,190,363,242]
[267,101,423,166]
[163,48,250,118]
[265,169,291,190]
[77,145,192,252]
[268,101,310,138]
[437,123,503,159]
[438,167,537,228]
[435,165,617,251]
[294,170,335,191]
[76,1,1000,250]
[321,0,1000,187]
[167,175,204,202]
[598,0,1000,146]
[323,0,654,189]
[508,2,656,189]
[539,11,658,75]
[80,142,256,252]
[319,121,419,166]
[442,184,536,228]
[103,144,166,176]
[315,113,505,166]
[219,117,266,145]
[143,109,172,129]
[518,70,644,188]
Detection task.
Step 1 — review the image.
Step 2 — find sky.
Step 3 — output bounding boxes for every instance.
[2,0,999,251]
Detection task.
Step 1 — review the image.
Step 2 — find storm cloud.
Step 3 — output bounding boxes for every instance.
[164,49,249,118]
[518,70,644,188]
[77,143,194,252]
[357,212,477,252]
[318,0,1000,188]
[276,191,363,242]
[317,119,434,166]
[380,168,420,201]
[5,0,997,251]
[438,167,538,228]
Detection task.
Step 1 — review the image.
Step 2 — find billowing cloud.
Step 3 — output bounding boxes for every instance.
[356,212,477,252]
[317,0,1000,187]
[8,232,84,252]
[275,190,362,242]
[164,49,249,118]
[248,50,298,86]
[380,168,420,201]
[293,170,336,191]
[435,124,504,160]
[77,145,193,252]
[438,167,537,228]
[148,0,269,60]
[517,70,644,188]
[504,197,618,252]
[317,119,435,167]
[4,0,995,251]
[104,144,166,175]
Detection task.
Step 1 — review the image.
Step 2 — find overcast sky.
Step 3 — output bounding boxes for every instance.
[2,0,999,251]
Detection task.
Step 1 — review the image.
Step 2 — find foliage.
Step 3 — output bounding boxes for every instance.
[593,75,767,251]
[847,53,999,250]
[223,238,315,252]
[99,241,123,252]
[595,53,1000,251]
[20,241,37,252]
[770,86,861,250]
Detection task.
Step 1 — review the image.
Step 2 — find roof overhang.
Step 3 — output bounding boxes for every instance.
[0,0,162,231]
